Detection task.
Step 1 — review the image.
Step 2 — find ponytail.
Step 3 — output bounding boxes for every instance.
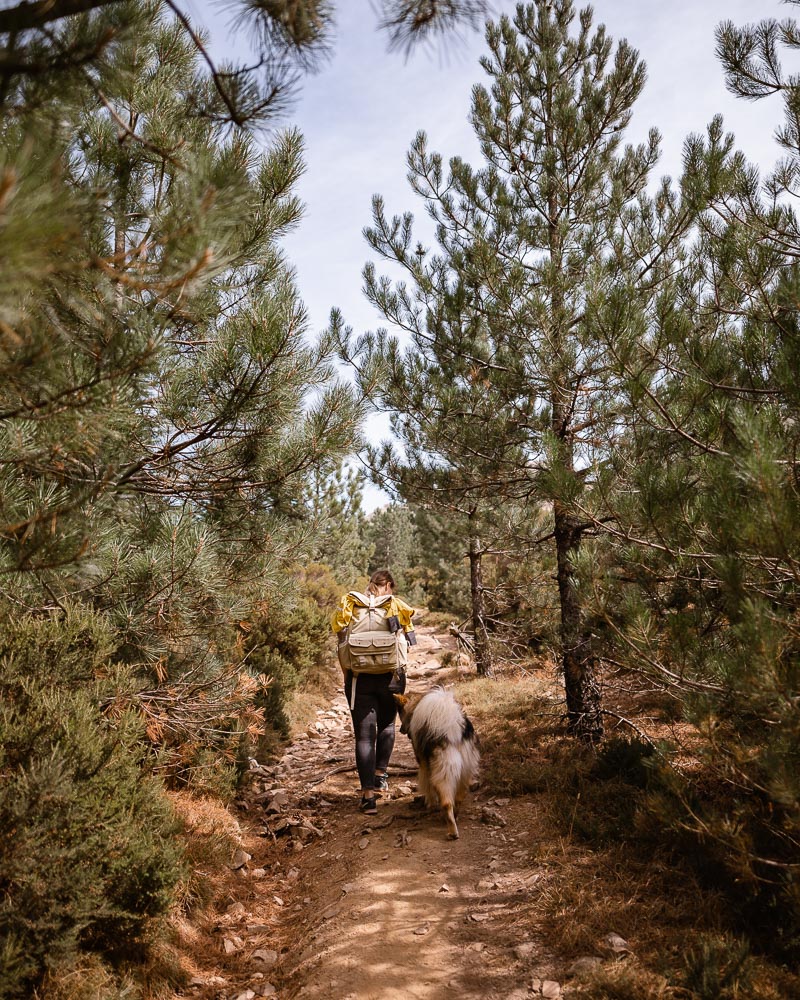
[365,569,395,596]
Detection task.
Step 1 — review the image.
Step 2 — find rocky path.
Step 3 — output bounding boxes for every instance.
[180,625,567,1000]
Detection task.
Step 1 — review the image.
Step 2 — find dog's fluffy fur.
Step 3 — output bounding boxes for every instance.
[394,687,479,839]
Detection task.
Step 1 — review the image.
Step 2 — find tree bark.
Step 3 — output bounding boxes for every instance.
[0,0,119,34]
[468,528,494,678]
[553,500,603,742]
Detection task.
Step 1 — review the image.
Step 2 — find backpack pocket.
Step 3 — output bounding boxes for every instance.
[348,632,398,672]
[337,630,352,671]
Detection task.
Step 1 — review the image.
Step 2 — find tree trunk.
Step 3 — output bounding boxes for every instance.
[544,120,602,742]
[553,501,602,742]
[468,530,494,678]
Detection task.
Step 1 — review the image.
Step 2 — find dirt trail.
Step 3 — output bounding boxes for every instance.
[181,624,563,1000]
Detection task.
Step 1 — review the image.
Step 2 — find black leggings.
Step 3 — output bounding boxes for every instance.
[344,671,397,791]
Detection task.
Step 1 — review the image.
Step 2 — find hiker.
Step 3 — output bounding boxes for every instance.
[331,569,417,814]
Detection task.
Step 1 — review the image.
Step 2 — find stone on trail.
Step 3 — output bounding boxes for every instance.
[568,956,603,978]
[223,936,244,954]
[230,848,252,869]
[251,948,279,967]
[480,805,507,827]
[254,985,277,997]
[413,921,430,935]
[234,991,256,1000]
[514,942,536,961]
[358,837,370,850]
[542,982,561,999]
[604,931,630,953]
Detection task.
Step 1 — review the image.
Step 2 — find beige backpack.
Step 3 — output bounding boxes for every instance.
[337,592,400,675]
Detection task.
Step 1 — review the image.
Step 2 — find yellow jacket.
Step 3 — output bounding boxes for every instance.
[331,591,416,635]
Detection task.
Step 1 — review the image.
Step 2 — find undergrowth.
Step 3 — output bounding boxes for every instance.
[452,661,800,999]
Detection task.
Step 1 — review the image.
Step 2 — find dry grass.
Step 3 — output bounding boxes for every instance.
[36,957,139,1000]
[535,844,727,960]
[169,791,244,911]
[452,658,567,795]
[286,648,341,738]
[442,656,800,1000]
[567,960,678,1000]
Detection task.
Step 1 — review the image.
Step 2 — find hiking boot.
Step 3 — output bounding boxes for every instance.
[359,795,377,815]
[374,773,389,793]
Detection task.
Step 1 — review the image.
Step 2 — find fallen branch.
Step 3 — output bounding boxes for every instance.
[306,763,418,786]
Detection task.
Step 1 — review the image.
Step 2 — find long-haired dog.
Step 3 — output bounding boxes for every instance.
[394,687,479,839]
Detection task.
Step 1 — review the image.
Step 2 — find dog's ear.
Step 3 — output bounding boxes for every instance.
[393,694,408,709]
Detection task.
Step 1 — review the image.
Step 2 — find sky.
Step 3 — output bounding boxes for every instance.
[194,0,787,510]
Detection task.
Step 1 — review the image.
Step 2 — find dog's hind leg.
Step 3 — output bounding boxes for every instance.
[442,800,459,839]
[417,762,433,804]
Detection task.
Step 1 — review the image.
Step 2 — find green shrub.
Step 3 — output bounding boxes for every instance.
[594,736,658,788]
[245,594,330,754]
[0,612,185,998]
[679,933,754,1000]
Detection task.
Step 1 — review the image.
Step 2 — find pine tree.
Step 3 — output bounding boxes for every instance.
[0,0,360,750]
[340,0,664,732]
[307,461,373,586]
[587,8,800,919]
[0,0,490,128]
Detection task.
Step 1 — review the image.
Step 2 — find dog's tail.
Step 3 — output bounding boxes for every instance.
[430,741,480,840]
[430,740,480,805]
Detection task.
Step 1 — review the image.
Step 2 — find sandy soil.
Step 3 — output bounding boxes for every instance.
[178,625,566,1000]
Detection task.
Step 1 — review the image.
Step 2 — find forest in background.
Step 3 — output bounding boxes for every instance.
[1,0,799,996]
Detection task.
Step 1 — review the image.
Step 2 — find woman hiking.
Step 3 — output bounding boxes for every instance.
[331,570,417,814]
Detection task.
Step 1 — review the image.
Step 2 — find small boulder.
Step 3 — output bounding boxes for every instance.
[568,956,603,979]
[604,932,630,954]
[480,805,507,827]
[251,948,279,967]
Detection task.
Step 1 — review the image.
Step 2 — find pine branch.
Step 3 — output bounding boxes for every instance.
[0,0,119,33]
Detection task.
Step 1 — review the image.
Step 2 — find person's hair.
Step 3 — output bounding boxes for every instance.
[365,569,395,596]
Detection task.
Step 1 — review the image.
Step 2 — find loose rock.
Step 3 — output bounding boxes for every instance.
[481,805,507,827]
[230,849,252,870]
[604,932,630,953]
[251,949,279,967]
[568,956,603,978]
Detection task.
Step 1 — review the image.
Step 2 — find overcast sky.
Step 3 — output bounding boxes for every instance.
[196,0,787,509]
